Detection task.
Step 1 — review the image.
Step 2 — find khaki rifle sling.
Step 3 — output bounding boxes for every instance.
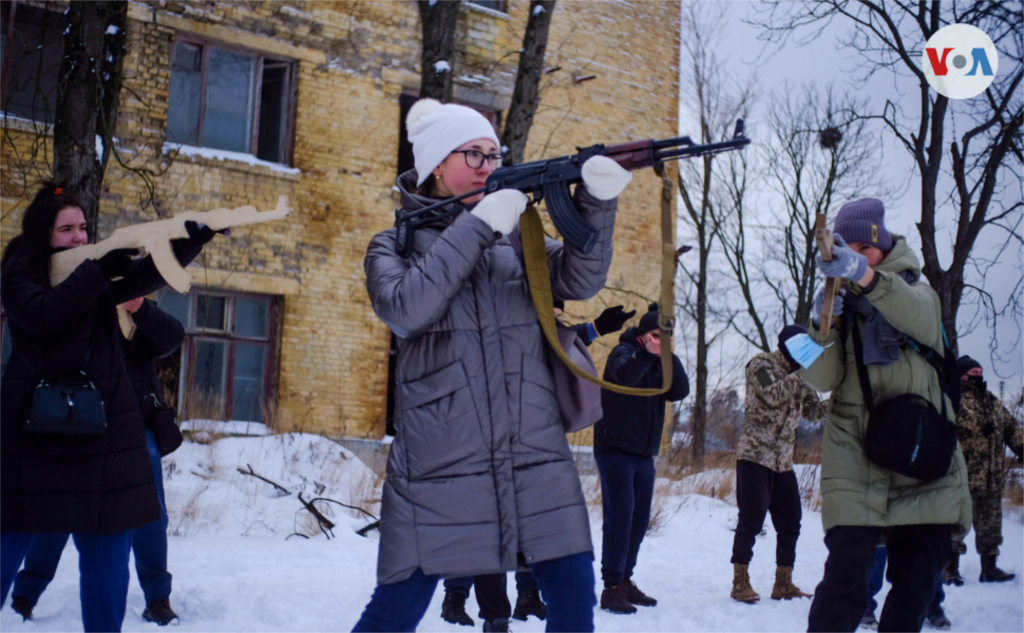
[519,162,675,396]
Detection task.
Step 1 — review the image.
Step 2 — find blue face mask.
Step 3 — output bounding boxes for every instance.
[784,333,826,369]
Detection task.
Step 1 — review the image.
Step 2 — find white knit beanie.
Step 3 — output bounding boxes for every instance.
[406,98,501,186]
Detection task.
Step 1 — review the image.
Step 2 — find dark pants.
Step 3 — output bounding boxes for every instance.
[807,524,952,633]
[595,449,655,587]
[730,459,802,567]
[867,546,944,615]
[443,571,539,621]
[11,431,172,605]
[1,530,132,633]
[353,552,596,632]
[969,485,1004,557]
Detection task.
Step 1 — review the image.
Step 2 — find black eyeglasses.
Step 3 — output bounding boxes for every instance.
[451,149,503,170]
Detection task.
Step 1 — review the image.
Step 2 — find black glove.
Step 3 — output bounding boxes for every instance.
[95,248,139,279]
[594,305,636,336]
[842,289,873,317]
[184,220,229,247]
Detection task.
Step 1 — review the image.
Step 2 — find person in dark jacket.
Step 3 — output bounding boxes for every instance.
[9,297,185,626]
[441,301,637,630]
[593,303,689,614]
[0,183,213,632]
[354,98,633,633]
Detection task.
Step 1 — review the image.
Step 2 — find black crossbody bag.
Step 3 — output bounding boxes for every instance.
[22,342,107,436]
[847,318,957,482]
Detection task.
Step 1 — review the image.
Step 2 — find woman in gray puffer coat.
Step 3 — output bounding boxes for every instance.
[353,99,633,633]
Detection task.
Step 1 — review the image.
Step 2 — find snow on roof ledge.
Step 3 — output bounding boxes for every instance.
[163,142,301,175]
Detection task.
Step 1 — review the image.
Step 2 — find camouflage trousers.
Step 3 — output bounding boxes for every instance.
[952,486,1004,557]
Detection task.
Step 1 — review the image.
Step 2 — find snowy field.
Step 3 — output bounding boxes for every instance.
[2,434,1021,632]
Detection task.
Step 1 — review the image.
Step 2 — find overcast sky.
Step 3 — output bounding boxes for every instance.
[674,1,1022,399]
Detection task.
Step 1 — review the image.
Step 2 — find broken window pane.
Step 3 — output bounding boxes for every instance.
[257,63,288,162]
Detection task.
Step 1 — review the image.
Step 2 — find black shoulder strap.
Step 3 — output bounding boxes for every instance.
[848,315,876,415]
[849,315,947,418]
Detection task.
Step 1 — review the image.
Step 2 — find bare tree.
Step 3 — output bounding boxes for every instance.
[54,1,128,238]
[416,1,461,102]
[676,1,751,464]
[752,83,883,338]
[500,0,556,165]
[754,1,1024,359]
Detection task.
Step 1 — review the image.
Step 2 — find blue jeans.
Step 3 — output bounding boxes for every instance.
[595,449,655,586]
[2,531,131,632]
[11,431,172,606]
[353,551,596,632]
[867,546,945,616]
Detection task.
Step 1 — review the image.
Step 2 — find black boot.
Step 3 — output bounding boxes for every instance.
[482,617,509,632]
[979,555,1016,583]
[11,596,33,621]
[926,605,951,630]
[441,591,475,627]
[512,589,546,621]
[142,598,179,626]
[943,553,965,586]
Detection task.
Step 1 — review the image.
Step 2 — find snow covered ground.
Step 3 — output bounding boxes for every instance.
[2,434,1021,632]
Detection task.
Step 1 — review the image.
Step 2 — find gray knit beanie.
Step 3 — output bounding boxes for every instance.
[833,198,893,253]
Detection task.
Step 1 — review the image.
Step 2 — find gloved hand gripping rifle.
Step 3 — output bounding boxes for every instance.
[395,120,751,255]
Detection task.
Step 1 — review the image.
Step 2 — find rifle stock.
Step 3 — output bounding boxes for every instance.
[815,213,839,336]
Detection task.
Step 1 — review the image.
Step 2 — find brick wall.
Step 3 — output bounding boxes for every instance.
[1,0,681,443]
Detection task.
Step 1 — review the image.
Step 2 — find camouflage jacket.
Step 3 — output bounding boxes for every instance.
[738,349,828,472]
[956,381,1024,493]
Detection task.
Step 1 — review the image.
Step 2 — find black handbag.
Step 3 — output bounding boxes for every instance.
[26,372,108,436]
[849,318,957,482]
[146,393,183,457]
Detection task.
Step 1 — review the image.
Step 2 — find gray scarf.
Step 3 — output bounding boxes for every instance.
[845,270,919,365]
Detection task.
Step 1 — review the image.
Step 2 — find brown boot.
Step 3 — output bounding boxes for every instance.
[600,584,638,614]
[731,564,760,603]
[771,566,812,600]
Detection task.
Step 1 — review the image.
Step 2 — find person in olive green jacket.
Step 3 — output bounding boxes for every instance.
[798,199,972,633]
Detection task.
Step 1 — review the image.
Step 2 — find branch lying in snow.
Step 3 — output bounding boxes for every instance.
[357,520,381,537]
[298,492,336,538]
[293,495,380,539]
[237,464,290,496]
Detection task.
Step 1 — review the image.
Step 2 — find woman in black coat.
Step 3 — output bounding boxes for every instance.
[0,183,212,632]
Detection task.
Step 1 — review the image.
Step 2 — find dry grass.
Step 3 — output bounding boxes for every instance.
[1005,464,1023,523]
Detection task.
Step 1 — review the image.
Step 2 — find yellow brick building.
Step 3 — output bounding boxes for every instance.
[1,0,681,442]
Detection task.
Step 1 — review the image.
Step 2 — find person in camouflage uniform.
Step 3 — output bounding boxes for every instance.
[944,356,1024,585]
[730,325,828,604]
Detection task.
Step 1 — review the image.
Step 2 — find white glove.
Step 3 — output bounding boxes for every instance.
[581,155,633,200]
[470,189,528,236]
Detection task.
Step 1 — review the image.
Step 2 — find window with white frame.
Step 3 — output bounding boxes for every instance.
[0,2,68,123]
[167,38,295,164]
[157,288,279,423]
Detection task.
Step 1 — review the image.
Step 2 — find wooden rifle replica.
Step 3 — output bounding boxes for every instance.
[395,120,751,255]
[50,196,293,337]
[815,213,840,335]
